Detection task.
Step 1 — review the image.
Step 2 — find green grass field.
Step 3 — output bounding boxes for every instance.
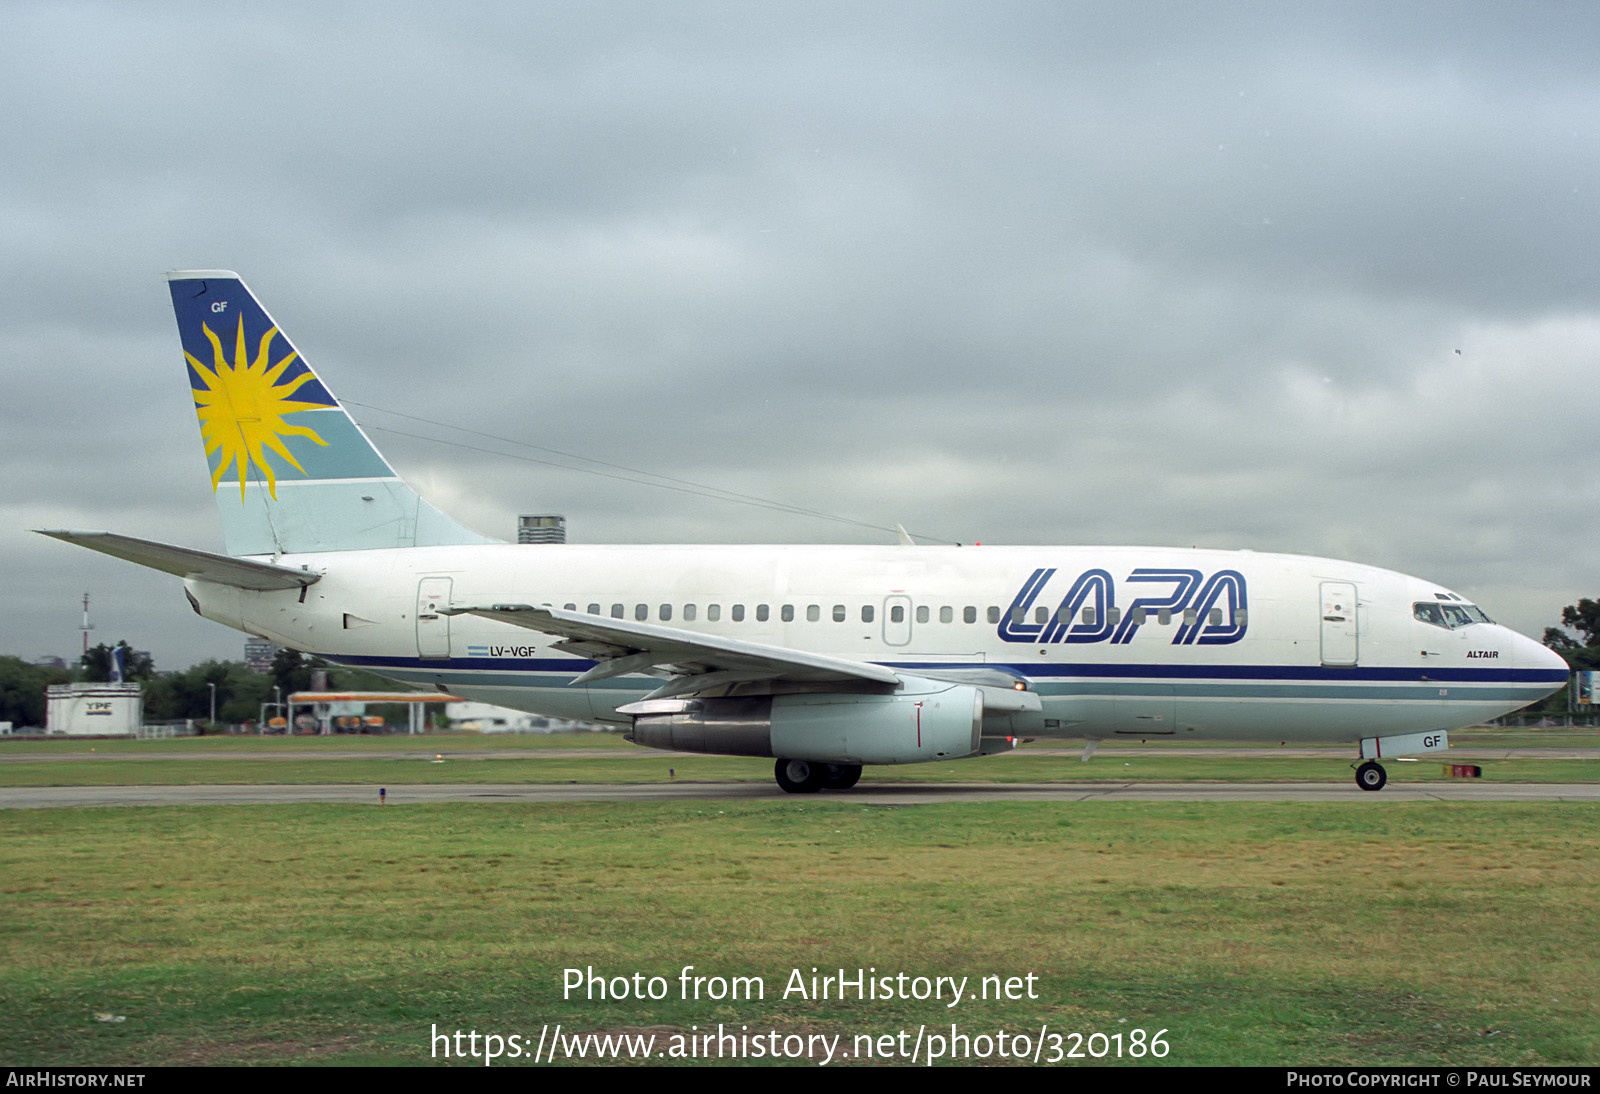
[1,728,1594,787]
[2,753,1596,787]
[2,799,1598,1066]
[1,735,1596,1067]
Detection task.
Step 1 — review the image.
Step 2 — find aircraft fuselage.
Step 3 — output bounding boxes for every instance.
[186,541,1566,745]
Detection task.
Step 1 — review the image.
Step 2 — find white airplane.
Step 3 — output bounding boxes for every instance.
[41,271,1569,793]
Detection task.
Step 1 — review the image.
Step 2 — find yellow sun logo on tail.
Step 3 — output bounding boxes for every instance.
[189,319,333,500]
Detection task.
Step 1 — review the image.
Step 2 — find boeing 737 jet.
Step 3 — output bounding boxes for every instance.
[40,272,1570,792]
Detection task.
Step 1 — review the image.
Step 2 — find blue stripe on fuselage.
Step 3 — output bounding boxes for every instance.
[320,652,1564,688]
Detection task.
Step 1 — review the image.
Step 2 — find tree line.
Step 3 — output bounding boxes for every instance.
[1543,598,1600,670]
[0,643,405,729]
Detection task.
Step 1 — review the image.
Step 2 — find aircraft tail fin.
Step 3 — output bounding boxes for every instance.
[167,271,496,556]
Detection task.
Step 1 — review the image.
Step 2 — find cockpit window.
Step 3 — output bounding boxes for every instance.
[1414,601,1494,629]
[1414,602,1445,627]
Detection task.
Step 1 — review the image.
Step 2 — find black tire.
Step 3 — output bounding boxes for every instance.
[821,763,863,790]
[1356,761,1387,792]
[774,758,825,794]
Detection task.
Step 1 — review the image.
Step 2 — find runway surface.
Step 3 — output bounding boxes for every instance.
[3,746,1595,762]
[3,780,1597,808]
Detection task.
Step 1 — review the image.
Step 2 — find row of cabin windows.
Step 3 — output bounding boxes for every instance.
[559,601,1240,628]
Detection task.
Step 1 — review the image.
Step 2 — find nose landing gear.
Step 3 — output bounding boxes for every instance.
[1355,760,1387,792]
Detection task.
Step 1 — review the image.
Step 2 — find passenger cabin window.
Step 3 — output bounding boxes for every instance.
[833,605,846,622]
[861,605,874,623]
[732,604,745,622]
[963,606,976,624]
[756,604,769,622]
[611,603,624,619]
[1082,607,1096,626]
[683,604,697,622]
[635,604,648,621]
[917,605,929,624]
[1034,606,1048,624]
[781,604,794,622]
[891,605,905,623]
[807,604,820,622]
[940,606,953,624]
[707,604,721,621]
[988,606,1000,624]
[564,603,576,611]
[659,604,672,621]
[588,603,600,615]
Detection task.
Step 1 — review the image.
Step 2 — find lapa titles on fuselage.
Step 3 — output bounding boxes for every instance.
[998,566,1247,645]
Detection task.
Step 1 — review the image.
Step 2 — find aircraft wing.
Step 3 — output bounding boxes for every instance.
[444,603,902,700]
[36,531,322,592]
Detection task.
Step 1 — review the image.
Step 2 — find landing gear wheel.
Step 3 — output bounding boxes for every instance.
[821,763,862,790]
[774,758,825,794]
[1355,761,1387,792]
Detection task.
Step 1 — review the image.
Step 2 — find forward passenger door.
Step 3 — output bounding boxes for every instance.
[1319,581,1359,667]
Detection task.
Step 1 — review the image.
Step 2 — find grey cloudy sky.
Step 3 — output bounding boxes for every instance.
[3,1,1598,668]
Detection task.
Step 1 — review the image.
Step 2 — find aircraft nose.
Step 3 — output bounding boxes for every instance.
[1511,629,1571,676]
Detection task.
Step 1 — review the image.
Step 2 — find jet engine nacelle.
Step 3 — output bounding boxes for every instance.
[625,677,985,765]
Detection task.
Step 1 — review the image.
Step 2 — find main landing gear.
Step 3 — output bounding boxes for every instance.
[774,758,863,794]
[1355,760,1387,792]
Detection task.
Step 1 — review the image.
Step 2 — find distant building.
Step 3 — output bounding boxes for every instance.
[32,655,67,671]
[244,638,282,673]
[46,683,143,736]
[445,701,588,733]
[517,515,566,544]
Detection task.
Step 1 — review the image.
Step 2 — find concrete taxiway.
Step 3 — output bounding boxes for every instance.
[3,780,1597,808]
[2,746,1594,762]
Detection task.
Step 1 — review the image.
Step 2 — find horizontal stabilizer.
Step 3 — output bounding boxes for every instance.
[36,531,321,592]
